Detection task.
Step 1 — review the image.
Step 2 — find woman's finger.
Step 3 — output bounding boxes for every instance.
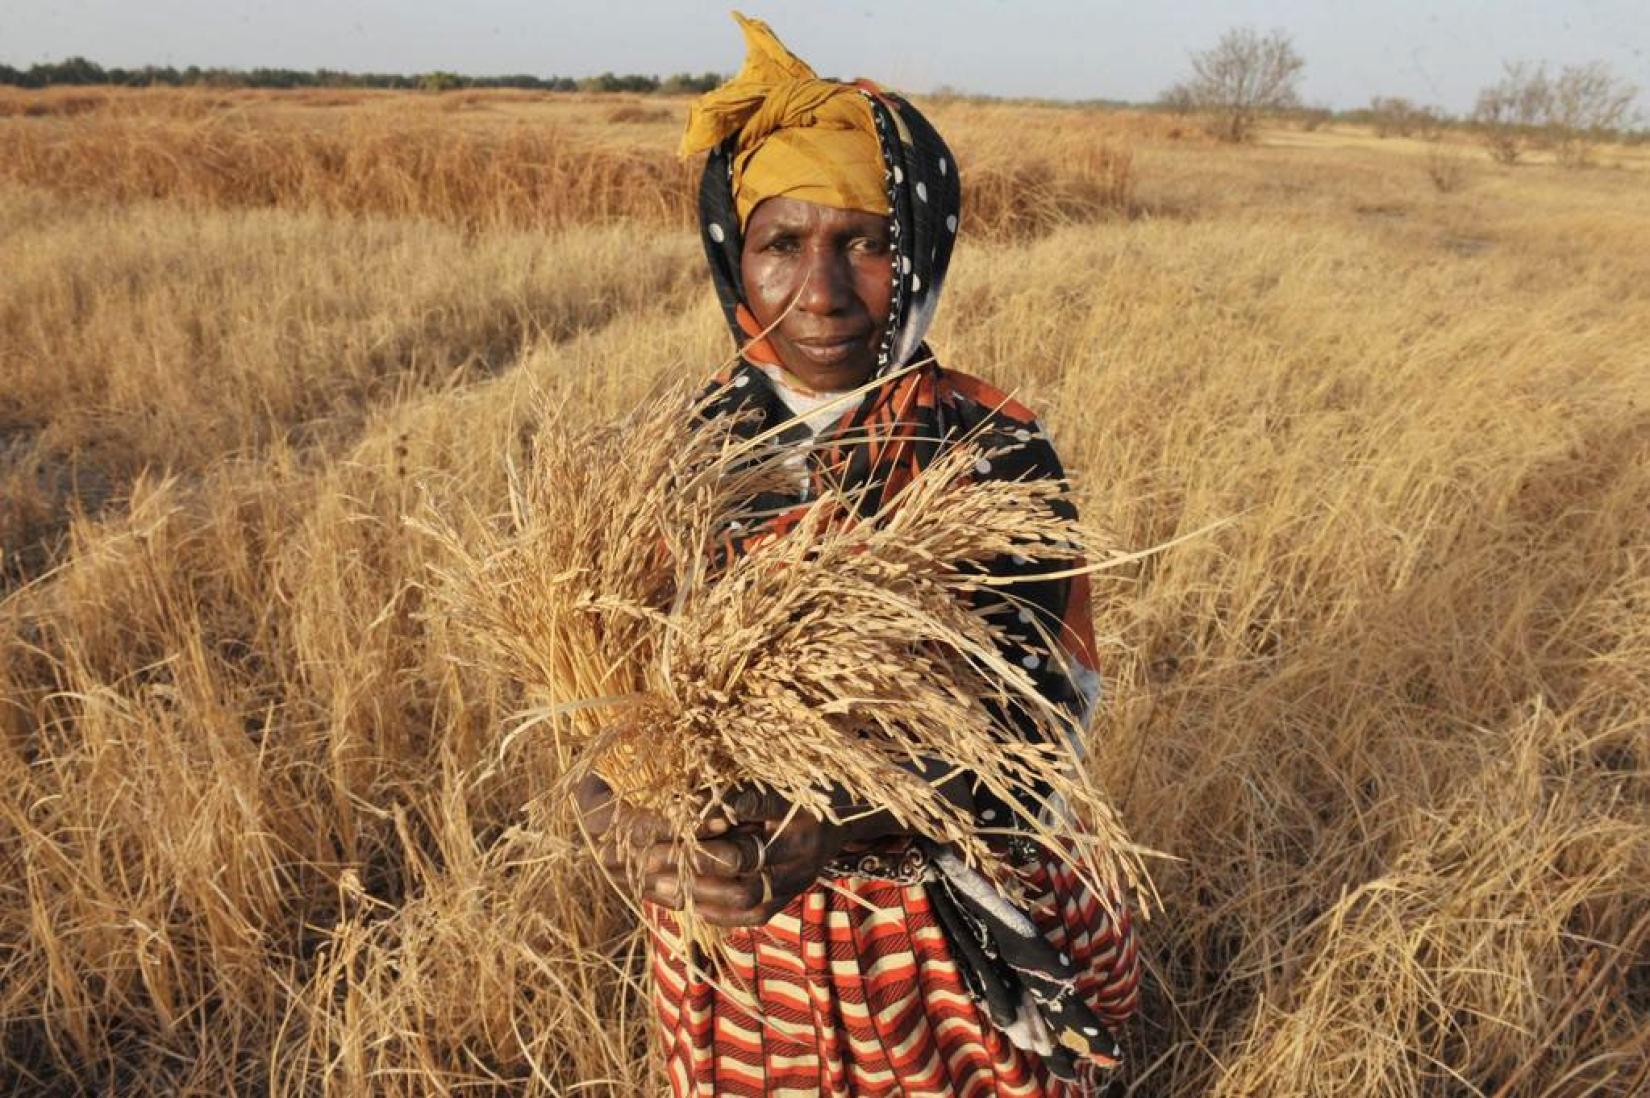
[642,870,685,910]
[723,786,792,824]
[697,903,772,929]
[691,867,806,928]
[691,831,766,876]
[689,872,763,911]
[611,805,679,848]
[602,840,679,885]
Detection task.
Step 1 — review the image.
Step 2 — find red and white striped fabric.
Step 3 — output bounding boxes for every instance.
[650,853,1139,1096]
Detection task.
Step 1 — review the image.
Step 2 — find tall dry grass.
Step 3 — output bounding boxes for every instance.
[0,184,706,581]
[1,112,698,231]
[424,390,1148,951]
[1,89,1648,1094]
[0,88,1140,240]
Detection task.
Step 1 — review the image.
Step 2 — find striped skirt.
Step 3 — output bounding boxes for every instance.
[650,850,1139,1096]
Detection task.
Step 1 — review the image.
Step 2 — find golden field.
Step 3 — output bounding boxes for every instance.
[1,87,1647,1095]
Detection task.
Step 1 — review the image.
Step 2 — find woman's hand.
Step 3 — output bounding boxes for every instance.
[647,789,853,928]
[577,764,971,928]
[575,777,853,928]
[575,771,681,897]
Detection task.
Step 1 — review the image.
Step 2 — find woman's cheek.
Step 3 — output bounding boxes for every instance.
[744,258,794,323]
[858,258,895,317]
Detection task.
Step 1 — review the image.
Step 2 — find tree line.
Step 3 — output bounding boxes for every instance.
[1155,28,1643,165]
[0,57,724,95]
[9,44,1644,166]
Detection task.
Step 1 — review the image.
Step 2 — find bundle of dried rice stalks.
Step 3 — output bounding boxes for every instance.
[424,383,1149,943]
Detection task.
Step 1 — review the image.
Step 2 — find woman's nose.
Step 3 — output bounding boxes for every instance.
[794,247,854,314]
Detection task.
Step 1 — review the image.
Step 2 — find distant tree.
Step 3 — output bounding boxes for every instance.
[1473,62,1551,164]
[1170,27,1305,142]
[1474,60,1637,167]
[0,58,640,95]
[1157,81,1197,118]
[1545,62,1638,166]
[578,72,660,94]
[659,71,723,95]
[34,56,107,86]
[1292,103,1333,132]
[1368,95,1444,139]
[418,71,464,93]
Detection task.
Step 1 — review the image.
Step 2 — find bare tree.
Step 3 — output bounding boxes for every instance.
[1171,27,1305,143]
[1158,81,1197,118]
[1292,104,1333,132]
[1473,62,1552,164]
[1546,62,1638,166]
[1474,60,1638,167]
[1369,96,1444,139]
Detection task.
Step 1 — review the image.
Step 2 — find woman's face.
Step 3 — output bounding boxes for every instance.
[739,196,894,391]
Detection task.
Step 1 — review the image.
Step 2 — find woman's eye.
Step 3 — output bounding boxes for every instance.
[852,236,890,255]
[764,236,799,253]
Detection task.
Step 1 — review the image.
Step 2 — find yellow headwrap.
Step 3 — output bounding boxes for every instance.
[679,12,890,230]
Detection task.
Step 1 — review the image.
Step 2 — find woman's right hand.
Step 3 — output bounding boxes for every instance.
[575,771,670,888]
[573,775,806,926]
[575,772,730,910]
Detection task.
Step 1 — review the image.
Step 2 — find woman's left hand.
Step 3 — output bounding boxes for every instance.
[644,789,853,928]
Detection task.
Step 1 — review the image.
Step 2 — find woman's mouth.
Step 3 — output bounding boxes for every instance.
[790,334,868,368]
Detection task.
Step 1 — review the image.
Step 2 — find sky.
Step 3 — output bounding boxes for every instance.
[3,1,1647,115]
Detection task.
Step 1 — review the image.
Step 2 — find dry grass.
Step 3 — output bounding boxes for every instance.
[423,389,1147,948]
[0,111,698,231]
[604,103,675,126]
[0,87,1140,239]
[1,88,1648,1094]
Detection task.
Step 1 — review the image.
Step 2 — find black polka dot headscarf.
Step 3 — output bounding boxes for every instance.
[696,81,962,377]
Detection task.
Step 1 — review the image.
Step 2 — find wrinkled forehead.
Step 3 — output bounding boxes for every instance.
[741,196,894,239]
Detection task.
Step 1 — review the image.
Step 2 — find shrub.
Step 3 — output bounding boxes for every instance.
[1474,60,1638,167]
[1423,141,1471,193]
[1546,62,1639,167]
[418,72,462,94]
[1369,96,1445,139]
[1166,27,1305,143]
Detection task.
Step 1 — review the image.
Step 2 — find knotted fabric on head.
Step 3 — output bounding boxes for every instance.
[679,12,890,229]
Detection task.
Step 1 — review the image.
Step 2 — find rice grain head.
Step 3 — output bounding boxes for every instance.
[425,382,1150,948]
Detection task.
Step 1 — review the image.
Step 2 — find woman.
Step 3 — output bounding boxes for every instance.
[578,15,1140,1095]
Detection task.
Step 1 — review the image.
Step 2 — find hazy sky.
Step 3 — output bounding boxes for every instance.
[3,1,1646,114]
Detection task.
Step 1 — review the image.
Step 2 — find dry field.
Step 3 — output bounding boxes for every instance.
[2,88,1648,1095]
